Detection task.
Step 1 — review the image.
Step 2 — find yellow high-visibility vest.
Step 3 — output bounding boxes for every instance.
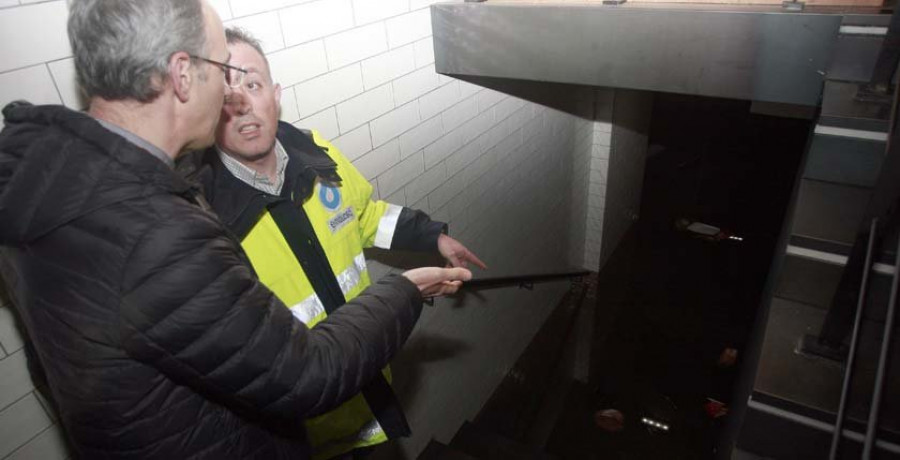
[240,131,403,460]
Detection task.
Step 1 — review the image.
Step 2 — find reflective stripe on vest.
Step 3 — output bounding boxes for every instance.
[373,204,401,249]
[289,252,367,326]
[336,253,368,302]
[312,418,386,460]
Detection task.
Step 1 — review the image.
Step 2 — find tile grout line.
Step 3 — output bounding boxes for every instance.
[0,423,59,460]
[0,390,35,418]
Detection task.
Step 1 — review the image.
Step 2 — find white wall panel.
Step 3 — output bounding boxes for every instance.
[0,1,69,74]
[280,0,354,47]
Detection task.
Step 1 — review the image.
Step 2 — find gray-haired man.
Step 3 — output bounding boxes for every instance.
[0,0,470,458]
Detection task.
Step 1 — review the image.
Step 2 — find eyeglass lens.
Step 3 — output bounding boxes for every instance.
[226,67,244,88]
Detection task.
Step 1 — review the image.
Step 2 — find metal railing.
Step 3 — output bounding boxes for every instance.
[462,269,591,291]
[828,215,900,459]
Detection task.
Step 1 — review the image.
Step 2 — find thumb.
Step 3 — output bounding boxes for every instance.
[401,266,472,292]
[443,266,473,282]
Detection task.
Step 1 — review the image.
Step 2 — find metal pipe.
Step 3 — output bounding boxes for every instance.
[462,270,590,290]
[863,230,900,458]
[829,217,878,460]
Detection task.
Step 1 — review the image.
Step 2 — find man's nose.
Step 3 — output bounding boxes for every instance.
[224,90,250,116]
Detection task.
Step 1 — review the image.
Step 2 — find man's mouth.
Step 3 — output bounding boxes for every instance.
[238,123,261,136]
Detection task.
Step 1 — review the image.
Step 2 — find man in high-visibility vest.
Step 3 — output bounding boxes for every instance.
[187,28,486,460]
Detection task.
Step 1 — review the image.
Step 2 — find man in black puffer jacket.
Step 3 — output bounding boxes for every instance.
[0,1,470,459]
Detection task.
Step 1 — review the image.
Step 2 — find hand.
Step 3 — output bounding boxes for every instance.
[402,266,472,297]
[437,234,487,270]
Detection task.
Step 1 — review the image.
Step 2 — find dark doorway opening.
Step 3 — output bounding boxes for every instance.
[589,93,811,459]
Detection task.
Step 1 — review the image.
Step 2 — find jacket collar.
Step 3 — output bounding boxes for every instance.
[194,121,341,239]
[0,103,198,244]
[279,121,342,196]
[8,103,194,195]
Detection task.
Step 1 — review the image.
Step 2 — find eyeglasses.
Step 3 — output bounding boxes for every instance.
[189,55,248,88]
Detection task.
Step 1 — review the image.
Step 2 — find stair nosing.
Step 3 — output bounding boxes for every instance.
[838,25,888,36]
[814,124,888,141]
[785,245,895,275]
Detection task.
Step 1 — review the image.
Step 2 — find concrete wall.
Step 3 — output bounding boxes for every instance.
[0,1,598,458]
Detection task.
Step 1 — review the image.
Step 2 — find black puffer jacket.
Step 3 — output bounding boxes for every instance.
[0,102,424,459]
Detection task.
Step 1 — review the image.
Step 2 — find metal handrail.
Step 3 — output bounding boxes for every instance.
[462,269,591,291]
[863,230,900,459]
[829,218,879,460]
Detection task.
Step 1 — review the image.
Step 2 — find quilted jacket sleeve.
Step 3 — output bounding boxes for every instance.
[118,205,423,421]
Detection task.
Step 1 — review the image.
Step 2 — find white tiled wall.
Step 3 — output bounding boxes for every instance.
[0,0,606,458]
[600,89,654,268]
[0,1,71,121]
[582,90,614,271]
[575,88,655,272]
[0,298,67,460]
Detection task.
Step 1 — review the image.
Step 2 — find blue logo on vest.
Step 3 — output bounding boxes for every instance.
[319,184,342,212]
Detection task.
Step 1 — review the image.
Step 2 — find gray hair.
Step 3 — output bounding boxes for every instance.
[68,0,208,102]
[224,27,272,81]
[225,27,265,59]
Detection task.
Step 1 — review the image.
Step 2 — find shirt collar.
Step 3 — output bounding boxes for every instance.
[216,140,289,196]
[93,118,174,169]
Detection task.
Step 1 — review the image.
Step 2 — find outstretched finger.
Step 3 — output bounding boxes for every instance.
[463,251,488,270]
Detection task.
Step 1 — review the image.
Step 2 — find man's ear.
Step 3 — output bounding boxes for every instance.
[168,51,194,103]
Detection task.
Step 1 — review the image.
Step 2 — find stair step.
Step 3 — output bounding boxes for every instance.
[827,14,890,88]
[775,253,843,308]
[450,420,557,460]
[827,34,882,83]
[419,440,478,460]
[819,82,892,133]
[791,179,872,247]
[471,275,591,442]
[805,130,886,187]
[752,297,900,437]
[741,292,900,458]
[788,234,852,258]
[840,14,891,28]
[739,392,900,459]
[785,238,896,275]
[775,251,896,326]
